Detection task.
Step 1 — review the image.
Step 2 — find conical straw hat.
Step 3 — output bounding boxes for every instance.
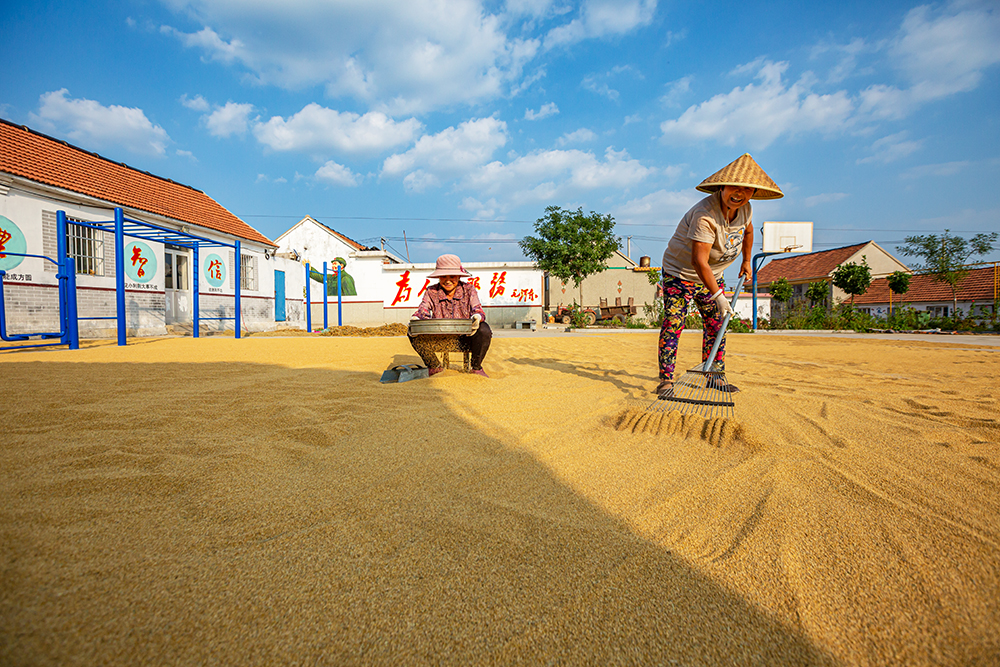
[696,153,783,200]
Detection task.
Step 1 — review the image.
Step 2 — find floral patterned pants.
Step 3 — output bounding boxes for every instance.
[658,274,727,381]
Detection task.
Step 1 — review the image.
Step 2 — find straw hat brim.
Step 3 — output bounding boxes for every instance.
[428,268,472,278]
[696,153,783,200]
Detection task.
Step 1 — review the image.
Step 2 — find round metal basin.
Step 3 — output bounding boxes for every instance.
[408,318,476,336]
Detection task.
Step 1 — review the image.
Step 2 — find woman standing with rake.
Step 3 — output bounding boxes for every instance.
[655,154,783,399]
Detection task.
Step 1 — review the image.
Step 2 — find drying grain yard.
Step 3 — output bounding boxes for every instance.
[2,331,998,665]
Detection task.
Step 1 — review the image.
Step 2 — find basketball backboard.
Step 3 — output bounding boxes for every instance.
[761,221,813,253]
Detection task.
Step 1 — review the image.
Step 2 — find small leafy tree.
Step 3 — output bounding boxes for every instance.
[806,281,828,307]
[887,271,910,316]
[519,206,620,305]
[832,256,872,306]
[898,229,998,316]
[642,267,664,326]
[770,277,793,303]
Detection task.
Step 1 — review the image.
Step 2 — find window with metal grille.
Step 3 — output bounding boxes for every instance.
[240,253,257,291]
[67,219,105,276]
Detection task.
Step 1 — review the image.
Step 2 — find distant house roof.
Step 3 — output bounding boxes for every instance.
[756,242,869,284]
[0,118,274,247]
[274,215,365,251]
[313,218,366,251]
[854,265,998,305]
[608,249,637,267]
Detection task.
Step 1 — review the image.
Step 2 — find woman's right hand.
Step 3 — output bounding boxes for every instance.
[711,289,734,316]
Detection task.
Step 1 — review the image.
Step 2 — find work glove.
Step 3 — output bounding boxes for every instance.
[470,313,482,332]
[710,288,734,317]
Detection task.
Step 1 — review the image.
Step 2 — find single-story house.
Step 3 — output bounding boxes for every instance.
[852,264,999,320]
[275,215,545,328]
[756,241,910,308]
[545,250,660,319]
[0,118,306,340]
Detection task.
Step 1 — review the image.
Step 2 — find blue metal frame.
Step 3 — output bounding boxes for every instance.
[305,261,343,331]
[2,206,250,351]
[69,207,243,345]
[0,208,80,351]
[0,253,80,351]
[751,251,786,331]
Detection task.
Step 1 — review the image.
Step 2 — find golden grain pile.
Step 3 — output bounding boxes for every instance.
[1,332,997,666]
[249,323,409,337]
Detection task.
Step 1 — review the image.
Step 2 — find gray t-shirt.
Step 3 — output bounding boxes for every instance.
[661,192,751,283]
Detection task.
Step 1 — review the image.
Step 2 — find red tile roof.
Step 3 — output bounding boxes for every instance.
[854,265,999,304]
[0,119,274,247]
[756,242,869,284]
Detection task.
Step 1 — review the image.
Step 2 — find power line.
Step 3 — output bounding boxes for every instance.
[238,212,986,234]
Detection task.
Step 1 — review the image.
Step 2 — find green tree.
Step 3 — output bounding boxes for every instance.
[887,271,910,316]
[898,229,998,316]
[806,280,828,306]
[519,206,620,305]
[831,256,872,306]
[770,277,793,303]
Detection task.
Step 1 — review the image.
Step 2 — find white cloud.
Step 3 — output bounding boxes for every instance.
[204,101,255,137]
[803,192,849,207]
[29,89,170,156]
[382,117,508,184]
[856,132,922,164]
[557,128,597,145]
[159,0,542,114]
[582,74,619,101]
[899,160,971,180]
[660,3,999,151]
[176,149,197,160]
[544,0,657,49]
[524,102,559,120]
[315,161,362,187]
[459,197,501,219]
[613,188,702,227]
[180,93,210,111]
[660,60,854,149]
[810,38,870,84]
[254,103,422,154]
[505,0,561,18]
[890,0,1000,102]
[402,170,441,193]
[462,146,653,205]
[659,76,692,107]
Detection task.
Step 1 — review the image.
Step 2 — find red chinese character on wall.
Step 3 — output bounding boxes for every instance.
[207,259,224,281]
[489,271,506,298]
[130,246,148,278]
[0,228,10,259]
[466,276,481,290]
[509,288,535,303]
[392,270,412,306]
[417,278,432,298]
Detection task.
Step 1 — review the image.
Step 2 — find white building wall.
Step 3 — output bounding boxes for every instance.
[1,179,304,340]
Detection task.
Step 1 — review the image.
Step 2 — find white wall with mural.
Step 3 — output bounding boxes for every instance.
[0,182,299,338]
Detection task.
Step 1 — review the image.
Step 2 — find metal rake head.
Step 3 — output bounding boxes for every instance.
[646,370,736,419]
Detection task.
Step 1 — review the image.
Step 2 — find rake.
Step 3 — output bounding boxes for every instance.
[648,277,746,419]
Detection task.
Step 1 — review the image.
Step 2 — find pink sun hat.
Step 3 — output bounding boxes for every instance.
[427,254,472,278]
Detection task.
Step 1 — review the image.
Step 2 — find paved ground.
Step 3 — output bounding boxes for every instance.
[492,325,1000,347]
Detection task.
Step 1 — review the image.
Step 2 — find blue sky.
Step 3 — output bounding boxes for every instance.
[3,0,999,275]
